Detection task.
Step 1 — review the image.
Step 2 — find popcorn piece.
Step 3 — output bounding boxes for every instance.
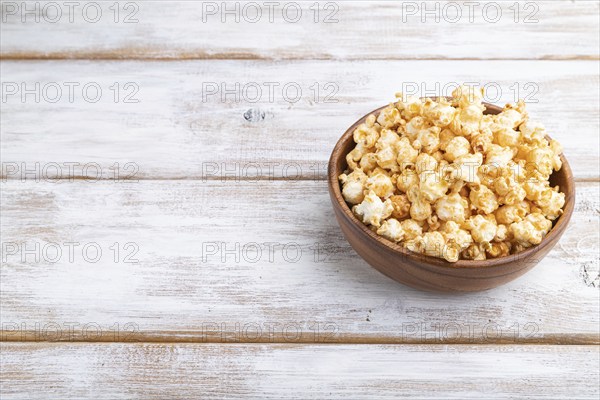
[511,242,528,254]
[453,153,483,183]
[419,170,450,203]
[495,201,530,224]
[549,139,563,171]
[353,190,394,227]
[415,153,438,175]
[494,224,508,242]
[499,102,526,128]
[509,213,552,246]
[453,85,484,108]
[471,130,493,154]
[461,243,486,260]
[377,218,404,242]
[406,231,447,259]
[376,146,399,172]
[526,147,554,179]
[465,215,497,243]
[519,120,545,139]
[523,180,548,202]
[450,87,485,137]
[435,193,468,222]
[359,152,379,173]
[420,231,446,258]
[389,194,411,220]
[366,172,395,198]
[485,144,515,168]
[441,221,473,250]
[508,160,528,184]
[377,128,402,150]
[373,129,401,171]
[424,99,456,128]
[339,168,367,205]
[406,184,420,203]
[493,174,526,206]
[442,243,461,262]
[415,126,441,154]
[432,150,445,163]
[410,197,433,222]
[484,241,511,258]
[536,186,565,220]
[345,143,368,171]
[396,137,419,170]
[405,116,430,141]
[444,136,471,162]
[395,94,423,120]
[469,183,499,214]
[377,105,403,129]
[439,128,456,151]
[426,215,441,231]
[494,127,521,147]
[353,122,380,148]
[396,169,419,193]
[527,212,553,232]
[400,219,423,240]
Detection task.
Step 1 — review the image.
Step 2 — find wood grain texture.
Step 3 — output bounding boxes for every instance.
[1,60,598,180]
[2,1,598,397]
[1,180,598,343]
[1,1,598,60]
[1,343,599,399]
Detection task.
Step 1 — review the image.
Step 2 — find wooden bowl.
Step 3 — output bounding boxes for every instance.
[328,102,575,292]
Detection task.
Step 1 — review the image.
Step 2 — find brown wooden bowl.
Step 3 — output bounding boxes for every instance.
[328,102,575,292]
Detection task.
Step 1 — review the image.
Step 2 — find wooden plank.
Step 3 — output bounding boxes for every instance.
[1,1,598,60]
[1,180,598,344]
[1,60,598,180]
[1,343,598,399]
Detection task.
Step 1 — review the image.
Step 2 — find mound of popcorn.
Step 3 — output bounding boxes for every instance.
[338,86,565,262]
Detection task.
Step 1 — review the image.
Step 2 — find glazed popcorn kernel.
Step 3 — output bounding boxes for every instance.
[339,85,566,262]
[352,190,393,228]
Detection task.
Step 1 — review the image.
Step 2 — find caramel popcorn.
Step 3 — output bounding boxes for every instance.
[353,190,393,228]
[339,85,566,262]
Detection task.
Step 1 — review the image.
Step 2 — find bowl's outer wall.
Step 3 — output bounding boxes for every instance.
[328,102,575,292]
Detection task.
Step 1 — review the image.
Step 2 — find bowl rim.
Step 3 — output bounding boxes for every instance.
[328,101,575,269]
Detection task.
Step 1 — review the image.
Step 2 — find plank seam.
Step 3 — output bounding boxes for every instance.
[1,177,598,182]
[1,55,599,61]
[1,342,599,347]
[2,334,599,346]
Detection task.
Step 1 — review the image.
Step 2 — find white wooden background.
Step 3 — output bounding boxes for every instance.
[1,1,599,399]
